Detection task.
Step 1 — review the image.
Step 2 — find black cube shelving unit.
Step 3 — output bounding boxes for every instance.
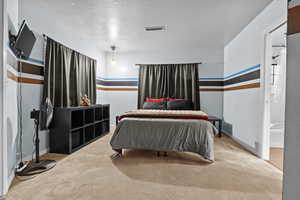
[50,104,110,154]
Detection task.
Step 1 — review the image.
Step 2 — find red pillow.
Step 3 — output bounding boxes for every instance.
[146,98,166,102]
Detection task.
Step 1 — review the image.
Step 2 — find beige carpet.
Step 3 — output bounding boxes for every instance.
[6,134,282,200]
[269,148,284,171]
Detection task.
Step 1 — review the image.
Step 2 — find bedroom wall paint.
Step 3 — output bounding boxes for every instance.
[223,0,287,155]
[283,1,300,199]
[1,3,108,172]
[6,53,18,188]
[15,43,106,162]
[6,0,19,192]
[100,48,224,123]
[7,0,18,32]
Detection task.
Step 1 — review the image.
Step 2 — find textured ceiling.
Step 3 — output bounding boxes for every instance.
[19,0,273,52]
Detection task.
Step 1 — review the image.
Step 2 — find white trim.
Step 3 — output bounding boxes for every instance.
[0,1,4,196]
[199,86,224,89]
[261,16,287,160]
[222,132,258,156]
[96,85,138,89]
[19,58,44,67]
[7,171,14,192]
[0,0,8,196]
[18,72,44,80]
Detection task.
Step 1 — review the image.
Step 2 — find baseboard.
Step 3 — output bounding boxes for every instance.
[221,129,231,137]
[4,171,15,196]
[3,148,50,197]
[22,148,50,162]
[222,131,258,156]
[7,172,14,189]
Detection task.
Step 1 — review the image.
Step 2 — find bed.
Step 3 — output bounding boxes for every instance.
[110,64,217,161]
[110,110,218,161]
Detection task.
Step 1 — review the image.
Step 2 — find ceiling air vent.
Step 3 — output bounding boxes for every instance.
[144,26,166,32]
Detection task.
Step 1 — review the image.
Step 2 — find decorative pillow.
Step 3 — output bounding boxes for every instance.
[143,101,167,110]
[167,99,194,110]
[146,98,166,102]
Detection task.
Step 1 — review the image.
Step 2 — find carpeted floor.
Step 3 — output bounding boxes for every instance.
[269,148,284,171]
[7,133,283,200]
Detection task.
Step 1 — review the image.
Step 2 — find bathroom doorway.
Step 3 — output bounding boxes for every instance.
[262,21,287,170]
[269,23,287,170]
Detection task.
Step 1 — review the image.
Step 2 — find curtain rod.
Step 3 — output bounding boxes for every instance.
[135,62,202,66]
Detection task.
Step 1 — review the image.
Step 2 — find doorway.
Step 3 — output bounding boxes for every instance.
[262,21,287,170]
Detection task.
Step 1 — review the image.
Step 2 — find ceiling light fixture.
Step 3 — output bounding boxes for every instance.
[111,45,117,65]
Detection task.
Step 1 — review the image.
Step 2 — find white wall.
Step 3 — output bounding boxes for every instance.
[6,64,18,185]
[6,0,18,192]
[7,0,18,32]
[1,3,107,171]
[223,0,287,154]
[101,48,224,123]
[104,48,224,78]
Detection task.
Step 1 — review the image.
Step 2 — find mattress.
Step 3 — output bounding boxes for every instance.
[110,117,217,161]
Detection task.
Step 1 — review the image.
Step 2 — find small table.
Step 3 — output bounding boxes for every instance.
[208,116,222,137]
[116,116,120,125]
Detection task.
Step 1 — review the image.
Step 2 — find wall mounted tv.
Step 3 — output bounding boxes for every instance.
[14,20,36,59]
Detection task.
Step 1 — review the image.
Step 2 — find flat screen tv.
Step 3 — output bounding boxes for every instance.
[14,20,36,59]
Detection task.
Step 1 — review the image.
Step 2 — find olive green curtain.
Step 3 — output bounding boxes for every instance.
[137,63,200,110]
[43,37,96,107]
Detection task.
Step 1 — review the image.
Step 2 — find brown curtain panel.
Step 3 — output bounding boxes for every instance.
[43,38,96,107]
[137,63,200,110]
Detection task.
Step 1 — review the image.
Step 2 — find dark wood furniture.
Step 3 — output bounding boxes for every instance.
[50,104,110,154]
[208,116,222,137]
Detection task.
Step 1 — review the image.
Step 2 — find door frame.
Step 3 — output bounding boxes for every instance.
[0,0,8,196]
[261,17,287,160]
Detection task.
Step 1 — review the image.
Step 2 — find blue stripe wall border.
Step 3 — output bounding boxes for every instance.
[97,64,261,82]
[224,64,260,80]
